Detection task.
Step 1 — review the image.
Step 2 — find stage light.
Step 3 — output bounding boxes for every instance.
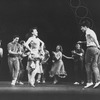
[70,0,81,8]
[75,6,88,18]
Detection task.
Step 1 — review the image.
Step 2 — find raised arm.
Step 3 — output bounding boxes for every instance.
[77,41,86,44]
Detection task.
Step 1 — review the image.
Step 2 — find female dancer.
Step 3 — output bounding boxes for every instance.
[49,45,67,84]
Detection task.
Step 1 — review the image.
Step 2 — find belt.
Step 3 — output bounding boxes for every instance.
[87,46,97,48]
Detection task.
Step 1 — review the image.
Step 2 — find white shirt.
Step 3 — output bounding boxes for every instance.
[0,48,3,58]
[85,28,100,48]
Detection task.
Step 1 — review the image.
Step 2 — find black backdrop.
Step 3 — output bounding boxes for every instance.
[0,0,99,82]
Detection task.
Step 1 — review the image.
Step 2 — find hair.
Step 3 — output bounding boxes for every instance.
[81,20,91,28]
[25,27,38,39]
[20,40,25,44]
[75,43,81,48]
[29,27,38,32]
[13,35,19,39]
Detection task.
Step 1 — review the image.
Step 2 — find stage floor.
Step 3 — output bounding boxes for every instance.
[0,82,100,100]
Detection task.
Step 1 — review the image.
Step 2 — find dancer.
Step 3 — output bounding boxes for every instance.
[37,44,50,83]
[72,43,84,85]
[17,40,27,85]
[36,49,45,83]
[78,24,100,88]
[0,40,3,66]
[49,45,67,84]
[7,35,22,85]
[25,27,44,86]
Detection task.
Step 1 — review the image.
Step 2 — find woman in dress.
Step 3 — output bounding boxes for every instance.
[50,45,67,84]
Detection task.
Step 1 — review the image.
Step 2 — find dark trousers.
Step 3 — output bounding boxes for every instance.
[74,59,84,83]
[85,46,100,83]
[42,63,48,81]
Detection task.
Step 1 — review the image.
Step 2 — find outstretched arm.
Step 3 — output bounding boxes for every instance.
[77,41,86,44]
[62,54,74,59]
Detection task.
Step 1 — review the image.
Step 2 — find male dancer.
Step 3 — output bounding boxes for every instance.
[78,24,100,88]
[17,40,27,85]
[8,35,22,85]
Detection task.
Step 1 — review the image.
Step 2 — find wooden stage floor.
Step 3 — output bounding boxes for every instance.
[0,82,100,100]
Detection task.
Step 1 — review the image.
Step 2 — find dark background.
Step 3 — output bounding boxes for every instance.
[0,0,99,82]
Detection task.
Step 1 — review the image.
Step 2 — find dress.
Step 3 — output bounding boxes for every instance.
[50,51,67,78]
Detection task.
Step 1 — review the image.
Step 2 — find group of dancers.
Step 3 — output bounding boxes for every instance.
[1,22,100,89]
[7,27,67,87]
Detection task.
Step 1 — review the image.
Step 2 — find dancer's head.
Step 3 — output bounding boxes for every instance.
[13,35,19,43]
[31,27,38,37]
[56,45,63,52]
[75,43,81,49]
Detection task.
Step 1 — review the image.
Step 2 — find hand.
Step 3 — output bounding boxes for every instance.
[77,41,82,43]
[71,50,75,54]
[18,52,22,55]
